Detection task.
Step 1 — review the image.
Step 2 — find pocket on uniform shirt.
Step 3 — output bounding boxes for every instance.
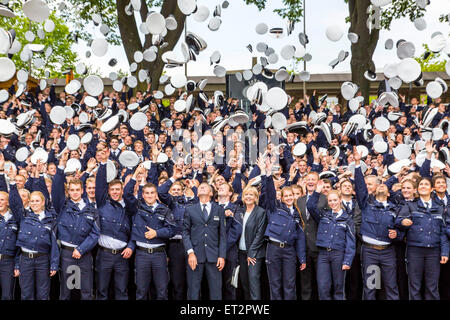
[268,221,283,235]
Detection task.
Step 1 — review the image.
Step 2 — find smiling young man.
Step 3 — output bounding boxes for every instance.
[52,150,100,300]
[296,171,328,300]
[95,147,134,300]
[430,175,450,300]
[123,164,175,300]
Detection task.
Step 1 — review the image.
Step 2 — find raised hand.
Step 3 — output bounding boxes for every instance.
[353,146,362,164]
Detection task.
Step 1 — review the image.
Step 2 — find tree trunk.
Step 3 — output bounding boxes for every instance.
[348,0,380,103]
[116,0,186,94]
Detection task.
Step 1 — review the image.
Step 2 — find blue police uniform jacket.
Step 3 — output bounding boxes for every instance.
[157,178,197,237]
[306,191,356,266]
[219,202,243,253]
[0,211,19,257]
[123,178,175,246]
[396,199,450,257]
[182,202,227,264]
[9,184,60,271]
[52,168,100,255]
[96,163,133,248]
[262,175,307,264]
[355,166,403,243]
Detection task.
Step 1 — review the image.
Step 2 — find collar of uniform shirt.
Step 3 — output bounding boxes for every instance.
[1,210,12,221]
[334,209,343,219]
[379,201,388,208]
[72,199,86,209]
[34,211,46,221]
[420,198,432,208]
[218,201,229,208]
[199,201,211,211]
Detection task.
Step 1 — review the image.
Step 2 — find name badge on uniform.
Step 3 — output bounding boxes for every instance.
[158,216,164,220]
[85,215,94,220]
[11,226,17,231]
[214,216,219,221]
[45,226,52,231]
[337,223,347,228]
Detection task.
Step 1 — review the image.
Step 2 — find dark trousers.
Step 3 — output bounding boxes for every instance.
[95,249,129,300]
[222,247,238,300]
[345,252,362,300]
[406,246,441,300]
[317,249,346,300]
[238,250,263,300]
[19,253,51,300]
[0,257,15,300]
[361,245,399,300]
[187,261,222,300]
[135,249,168,300]
[265,242,297,300]
[299,252,318,300]
[59,248,94,300]
[167,240,186,300]
[394,241,409,300]
[439,260,450,300]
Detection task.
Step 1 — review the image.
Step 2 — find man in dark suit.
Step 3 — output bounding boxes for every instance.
[340,178,363,300]
[216,183,243,300]
[296,171,328,300]
[183,182,227,300]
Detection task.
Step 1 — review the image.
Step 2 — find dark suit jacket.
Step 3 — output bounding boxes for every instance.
[297,193,328,255]
[344,199,362,253]
[240,205,267,259]
[182,202,227,263]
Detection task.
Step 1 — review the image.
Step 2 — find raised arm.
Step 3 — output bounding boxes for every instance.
[343,218,356,267]
[306,189,324,224]
[7,168,25,222]
[353,147,369,211]
[95,162,108,208]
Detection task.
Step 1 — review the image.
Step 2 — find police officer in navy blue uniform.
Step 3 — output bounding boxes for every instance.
[157,166,197,300]
[395,176,449,300]
[0,169,19,300]
[123,164,175,300]
[307,182,356,300]
[429,173,450,300]
[260,158,307,300]
[183,182,227,300]
[8,168,59,300]
[353,148,403,300]
[52,150,100,300]
[95,147,134,300]
[216,182,243,300]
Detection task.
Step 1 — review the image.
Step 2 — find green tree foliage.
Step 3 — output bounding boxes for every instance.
[0,3,77,79]
[415,45,446,72]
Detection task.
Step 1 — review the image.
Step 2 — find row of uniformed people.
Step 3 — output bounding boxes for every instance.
[0,146,448,300]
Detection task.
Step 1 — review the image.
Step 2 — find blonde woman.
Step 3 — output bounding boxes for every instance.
[238,186,267,300]
[8,169,59,300]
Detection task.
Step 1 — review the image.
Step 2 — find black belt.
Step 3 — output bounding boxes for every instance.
[362,241,392,250]
[61,244,77,251]
[169,238,182,243]
[136,245,166,254]
[0,254,13,260]
[21,251,48,259]
[100,246,124,255]
[269,240,290,248]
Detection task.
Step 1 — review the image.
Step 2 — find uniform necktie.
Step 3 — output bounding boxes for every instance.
[202,204,208,219]
[305,195,310,220]
[219,204,225,208]
[425,202,429,210]
[346,202,351,210]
